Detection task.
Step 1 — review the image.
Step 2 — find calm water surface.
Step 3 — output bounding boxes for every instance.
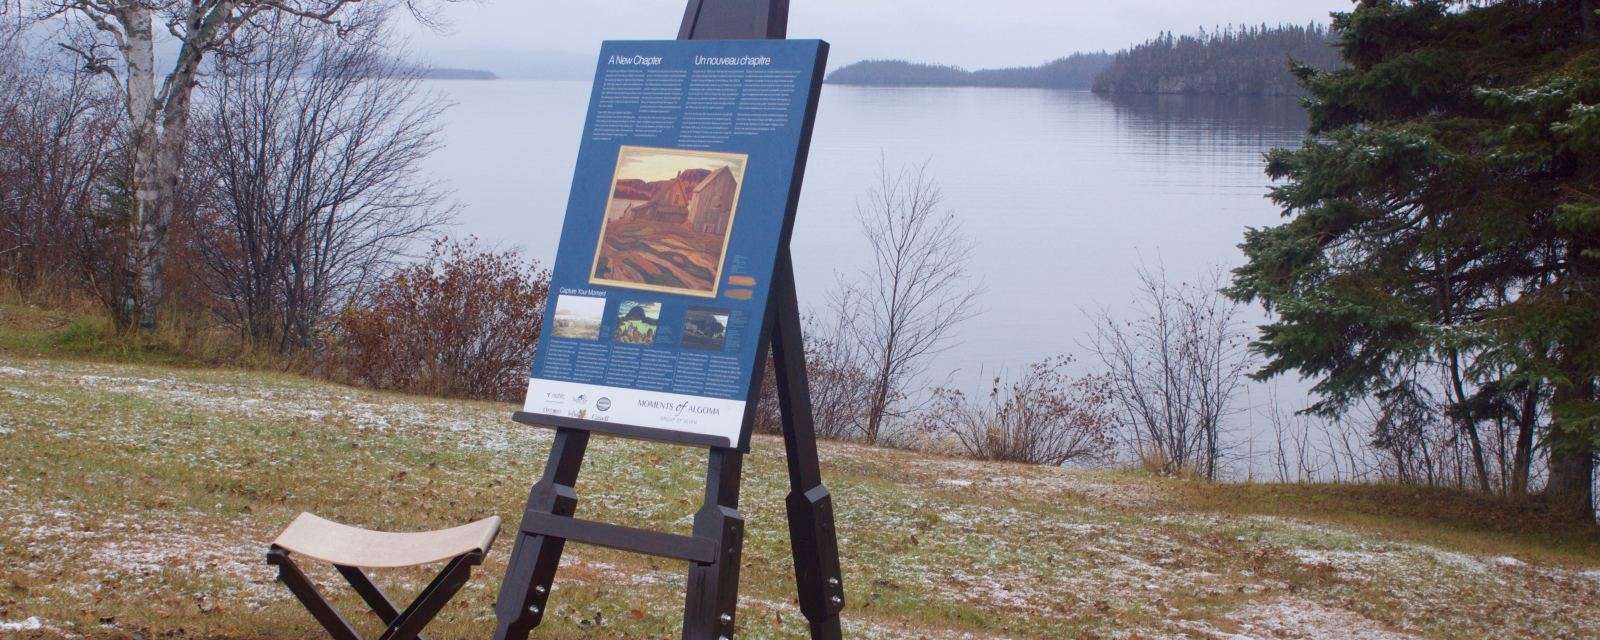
[422,80,1307,388]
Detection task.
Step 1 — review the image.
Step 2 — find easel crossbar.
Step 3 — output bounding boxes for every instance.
[518,512,718,563]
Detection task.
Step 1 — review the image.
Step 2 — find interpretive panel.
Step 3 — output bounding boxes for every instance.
[523,38,827,448]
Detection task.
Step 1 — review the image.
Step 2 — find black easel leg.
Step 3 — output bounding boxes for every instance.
[492,428,590,640]
[681,448,745,640]
[770,251,845,640]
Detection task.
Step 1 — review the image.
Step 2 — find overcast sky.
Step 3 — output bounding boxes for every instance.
[406,0,1353,70]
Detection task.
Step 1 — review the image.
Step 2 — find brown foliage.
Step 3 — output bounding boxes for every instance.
[923,356,1115,466]
[332,238,549,402]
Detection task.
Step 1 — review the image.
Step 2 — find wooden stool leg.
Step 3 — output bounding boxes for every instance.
[493,428,590,640]
[268,547,364,640]
[682,448,744,640]
[377,553,478,640]
[337,565,424,640]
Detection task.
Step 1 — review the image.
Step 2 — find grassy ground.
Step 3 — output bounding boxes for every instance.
[2,312,1599,638]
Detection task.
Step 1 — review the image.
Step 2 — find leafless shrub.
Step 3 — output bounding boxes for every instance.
[189,16,451,353]
[1262,393,1380,484]
[923,356,1115,466]
[752,310,874,440]
[1087,262,1250,480]
[331,237,549,402]
[805,306,876,440]
[837,159,984,444]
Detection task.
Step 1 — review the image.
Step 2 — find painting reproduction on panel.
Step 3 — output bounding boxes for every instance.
[591,146,747,298]
[614,301,662,346]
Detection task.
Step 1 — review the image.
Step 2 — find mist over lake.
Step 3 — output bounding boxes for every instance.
[425,79,1306,393]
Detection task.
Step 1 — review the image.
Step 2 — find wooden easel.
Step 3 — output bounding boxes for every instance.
[491,2,845,639]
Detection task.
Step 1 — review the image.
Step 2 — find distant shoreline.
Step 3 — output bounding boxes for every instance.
[824,55,1111,91]
[413,67,498,81]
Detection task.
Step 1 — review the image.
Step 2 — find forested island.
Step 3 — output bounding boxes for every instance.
[828,23,1339,96]
[826,52,1112,89]
[1093,23,1339,96]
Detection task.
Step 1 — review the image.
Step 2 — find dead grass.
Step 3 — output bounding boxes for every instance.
[0,297,305,373]
[1163,480,1600,567]
[0,355,1597,639]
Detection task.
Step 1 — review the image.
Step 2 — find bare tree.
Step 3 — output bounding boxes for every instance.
[924,356,1114,466]
[0,37,121,299]
[189,15,451,353]
[29,0,460,330]
[1087,262,1251,479]
[837,160,983,444]
[1,1,24,45]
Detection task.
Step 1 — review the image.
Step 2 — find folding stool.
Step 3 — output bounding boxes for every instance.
[267,512,501,640]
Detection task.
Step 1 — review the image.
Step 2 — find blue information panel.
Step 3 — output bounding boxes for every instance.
[522,39,828,448]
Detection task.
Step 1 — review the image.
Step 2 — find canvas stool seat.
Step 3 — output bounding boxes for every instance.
[267,512,501,640]
[274,513,501,568]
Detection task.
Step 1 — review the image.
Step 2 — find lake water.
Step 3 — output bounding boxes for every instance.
[422,80,1307,393]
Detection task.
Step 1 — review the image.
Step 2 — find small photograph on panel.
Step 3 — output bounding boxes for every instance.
[681,307,730,351]
[551,294,606,340]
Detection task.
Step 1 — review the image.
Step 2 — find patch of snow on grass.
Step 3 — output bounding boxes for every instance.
[1222,597,1419,639]
[1422,549,1491,574]
[1290,548,1386,581]
[1490,556,1526,569]
[0,617,44,631]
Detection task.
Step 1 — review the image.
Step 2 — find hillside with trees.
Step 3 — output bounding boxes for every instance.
[1093,23,1341,96]
[826,52,1112,89]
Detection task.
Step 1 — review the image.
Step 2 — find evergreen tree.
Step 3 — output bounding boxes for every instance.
[1229,0,1600,520]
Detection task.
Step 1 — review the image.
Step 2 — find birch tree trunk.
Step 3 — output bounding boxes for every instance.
[119,5,158,328]
[128,3,234,329]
